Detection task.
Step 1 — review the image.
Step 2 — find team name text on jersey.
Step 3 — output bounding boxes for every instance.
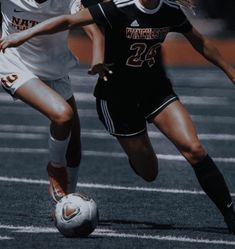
[126,27,170,40]
[11,16,39,31]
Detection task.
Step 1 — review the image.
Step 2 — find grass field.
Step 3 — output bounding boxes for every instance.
[0,65,235,249]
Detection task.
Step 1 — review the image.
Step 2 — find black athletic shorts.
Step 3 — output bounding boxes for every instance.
[96,83,178,137]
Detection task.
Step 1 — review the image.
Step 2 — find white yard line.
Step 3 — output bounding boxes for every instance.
[0,92,234,105]
[0,147,234,164]
[0,224,235,246]
[0,235,13,240]
[1,106,235,124]
[93,231,235,246]
[1,125,235,141]
[0,176,234,197]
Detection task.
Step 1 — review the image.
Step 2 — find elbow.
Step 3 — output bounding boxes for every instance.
[86,27,104,43]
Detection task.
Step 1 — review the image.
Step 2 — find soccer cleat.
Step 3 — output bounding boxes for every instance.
[47,162,68,202]
[224,212,235,234]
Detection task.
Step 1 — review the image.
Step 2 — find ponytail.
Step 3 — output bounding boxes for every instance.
[175,0,195,9]
[169,0,196,14]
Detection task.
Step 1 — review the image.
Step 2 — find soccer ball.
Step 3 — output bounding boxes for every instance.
[54,192,99,237]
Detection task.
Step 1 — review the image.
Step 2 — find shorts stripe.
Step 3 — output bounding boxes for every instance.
[145,96,178,120]
[101,100,115,133]
[110,128,146,137]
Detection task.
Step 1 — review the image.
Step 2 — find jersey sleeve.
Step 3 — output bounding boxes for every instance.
[88,1,119,29]
[69,0,83,14]
[170,8,192,33]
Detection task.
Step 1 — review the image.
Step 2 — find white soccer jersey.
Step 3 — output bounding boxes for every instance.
[0,0,81,80]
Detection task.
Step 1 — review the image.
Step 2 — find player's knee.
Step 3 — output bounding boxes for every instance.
[183,142,206,164]
[143,170,158,182]
[129,153,158,182]
[141,162,158,182]
[51,104,74,126]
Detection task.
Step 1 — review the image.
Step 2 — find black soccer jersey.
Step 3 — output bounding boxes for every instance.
[88,0,192,99]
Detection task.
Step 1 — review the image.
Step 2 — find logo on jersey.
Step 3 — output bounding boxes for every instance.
[130,20,139,27]
[1,73,18,89]
[11,17,39,31]
[126,27,170,40]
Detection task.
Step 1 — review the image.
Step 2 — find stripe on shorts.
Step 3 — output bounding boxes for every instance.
[145,96,178,119]
[101,99,115,133]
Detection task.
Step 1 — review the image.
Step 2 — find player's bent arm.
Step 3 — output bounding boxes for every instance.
[82,24,110,81]
[184,27,235,84]
[0,8,94,52]
[82,24,105,67]
[83,24,112,81]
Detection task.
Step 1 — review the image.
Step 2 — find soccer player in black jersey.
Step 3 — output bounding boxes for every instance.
[1,0,235,234]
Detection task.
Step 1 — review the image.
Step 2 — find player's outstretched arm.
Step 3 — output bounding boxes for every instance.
[0,8,94,52]
[184,27,235,84]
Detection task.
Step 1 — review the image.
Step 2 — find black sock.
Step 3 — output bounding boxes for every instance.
[192,154,234,217]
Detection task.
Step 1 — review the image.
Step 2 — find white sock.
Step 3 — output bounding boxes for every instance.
[66,166,79,193]
[48,133,71,167]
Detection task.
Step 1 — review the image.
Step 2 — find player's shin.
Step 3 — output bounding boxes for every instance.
[66,166,79,193]
[192,154,235,233]
[48,132,71,167]
[47,133,71,202]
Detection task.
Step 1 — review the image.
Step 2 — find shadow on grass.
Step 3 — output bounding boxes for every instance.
[99,219,229,235]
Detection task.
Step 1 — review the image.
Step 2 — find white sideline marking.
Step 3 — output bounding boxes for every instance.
[1,106,235,124]
[191,115,235,124]
[1,124,235,141]
[0,224,235,246]
[0,92,234,105]
[2,131,235,141]
[0,132,45,139]
[0,224,114,234]
[94,231,235,246]
[0,176,235,197]
[180,96,232,105]
[0,236,13,240]
[0,106,97,117]
[0,147,234,164]
[0,124,48,133]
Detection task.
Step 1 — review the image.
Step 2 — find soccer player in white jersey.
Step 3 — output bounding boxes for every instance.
[0,0,105,202]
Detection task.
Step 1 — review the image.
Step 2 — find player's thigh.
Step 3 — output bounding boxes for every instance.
[15,78,73,120]
[151,100,203,151]
[117,131,157,162]
[117,132,158,179]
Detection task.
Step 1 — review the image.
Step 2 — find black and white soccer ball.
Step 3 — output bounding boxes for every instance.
[54,193,99,237]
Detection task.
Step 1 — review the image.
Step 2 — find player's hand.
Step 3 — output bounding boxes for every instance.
[0,33,28,53]
[88,63,113,82]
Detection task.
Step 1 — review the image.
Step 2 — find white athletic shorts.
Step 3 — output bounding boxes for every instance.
[0,50,73,100]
